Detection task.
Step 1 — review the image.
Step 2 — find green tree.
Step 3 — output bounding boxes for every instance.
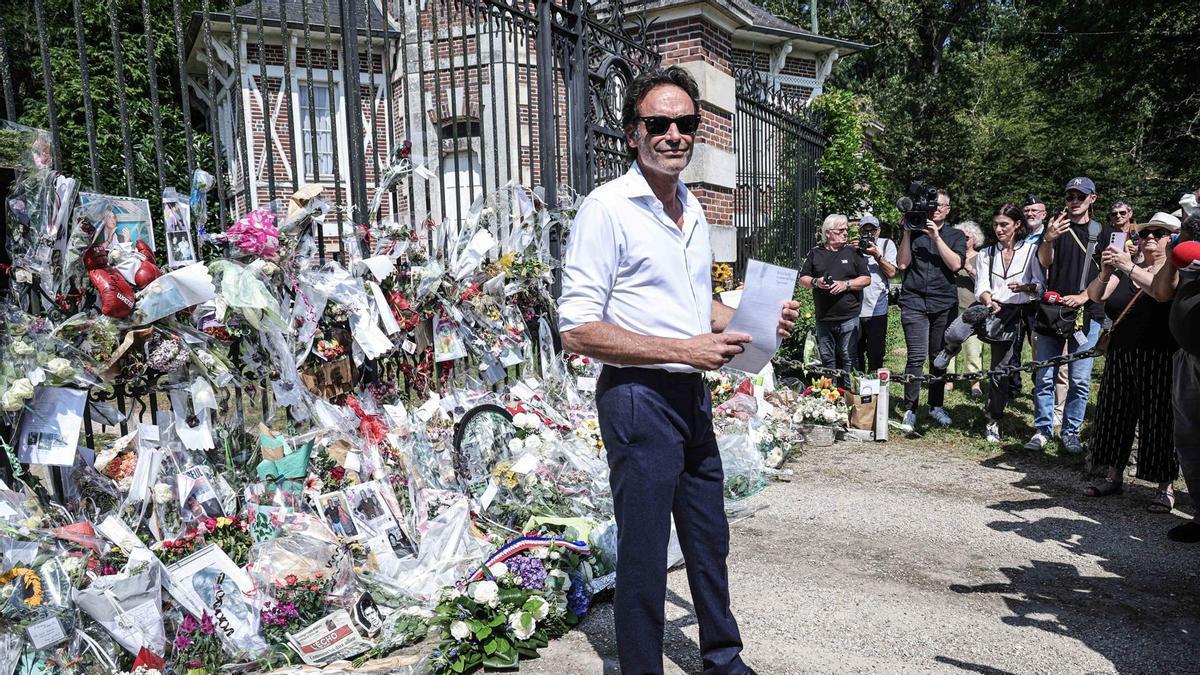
[811,88,895,221]
[3,0,210,202]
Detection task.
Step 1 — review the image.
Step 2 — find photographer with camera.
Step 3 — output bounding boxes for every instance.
[1028,177,1113,453]
[895,186,968,432]
[852,214,897,372]
[1150,195,1200,543]
[800,214,871,388]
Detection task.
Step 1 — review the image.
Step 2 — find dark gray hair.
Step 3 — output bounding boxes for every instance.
[620,66,701,159]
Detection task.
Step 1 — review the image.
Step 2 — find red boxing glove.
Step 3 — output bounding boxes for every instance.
[82,244,109,271]
[89,268,136,318]
[133,240,162,288]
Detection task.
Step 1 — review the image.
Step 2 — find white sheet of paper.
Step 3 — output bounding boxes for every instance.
[723,259,798,374]
[17,387,86,466]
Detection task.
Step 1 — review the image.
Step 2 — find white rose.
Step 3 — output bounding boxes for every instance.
[530,546,549,559]
[2,379,34,411]
[508,437,525,452]
[539,431,556,447]
[449,620,471,641]
[525,596,549,621]
[152,483,174,504]
[489,561,509,577]
[46,357,75,379]
[549,550,561,560]
[508,611,536,640]
[524,435,542,451]
[11,340,33,356]
[471,580,499,607]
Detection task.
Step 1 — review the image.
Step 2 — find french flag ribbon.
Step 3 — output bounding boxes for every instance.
[460,536,591,587]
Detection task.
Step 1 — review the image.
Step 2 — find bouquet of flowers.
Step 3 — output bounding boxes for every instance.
[792,377,848,427]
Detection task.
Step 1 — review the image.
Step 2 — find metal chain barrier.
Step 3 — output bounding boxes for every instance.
[774,347,1101,386]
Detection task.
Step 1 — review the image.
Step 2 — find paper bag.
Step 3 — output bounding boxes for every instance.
[847,393,876,431]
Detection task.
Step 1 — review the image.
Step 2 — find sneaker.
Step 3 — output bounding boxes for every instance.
[930,407,952,427]
[1024,432,1048,451]
[899,410,916,433]
[1061,432,1084,455]
[985,421,1000,443]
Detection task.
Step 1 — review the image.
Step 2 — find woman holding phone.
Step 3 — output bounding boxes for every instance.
[1083,212,1181,512]
[975,204,1044,442]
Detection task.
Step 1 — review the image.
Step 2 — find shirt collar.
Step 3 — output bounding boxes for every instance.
[625,161,698,212]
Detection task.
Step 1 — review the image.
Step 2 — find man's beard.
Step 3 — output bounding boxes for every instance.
[1027,219,1043,230]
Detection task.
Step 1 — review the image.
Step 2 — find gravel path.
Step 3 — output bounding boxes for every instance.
[521,441,1200,674]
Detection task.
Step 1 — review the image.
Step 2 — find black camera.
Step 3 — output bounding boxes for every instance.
[857,235,875,254]
[821,274,834,287]
[896,180,940,231]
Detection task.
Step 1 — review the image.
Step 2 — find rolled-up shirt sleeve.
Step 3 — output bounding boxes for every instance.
[558,197,621,332]
[974,248,990,301]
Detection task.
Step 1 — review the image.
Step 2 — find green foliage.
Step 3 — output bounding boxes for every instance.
[3,0,211,200]
[763,0,1200,233]
[811,89,897,222]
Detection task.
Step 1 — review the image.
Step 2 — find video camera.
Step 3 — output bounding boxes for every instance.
[896,180,940,231]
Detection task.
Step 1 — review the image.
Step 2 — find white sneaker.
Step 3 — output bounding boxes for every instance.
[1024,432,1048,451]
[899,410,916,433]
[985,421,1001,443]
[930,407,952,427]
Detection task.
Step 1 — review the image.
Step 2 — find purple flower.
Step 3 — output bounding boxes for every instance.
[505,555,547,590]
[174,634,193,651]
[180,614,198,634]
[567,572,590,617]
[199,612,215,635]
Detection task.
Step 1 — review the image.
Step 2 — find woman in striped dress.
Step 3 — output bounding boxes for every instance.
[1083,214,1180,512]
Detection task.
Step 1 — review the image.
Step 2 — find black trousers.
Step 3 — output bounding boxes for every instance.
[986,323,1024,420]
[900,305,957,410]
[596,366,747,675]
[858,314,889,372]
[1091,346,1178,483]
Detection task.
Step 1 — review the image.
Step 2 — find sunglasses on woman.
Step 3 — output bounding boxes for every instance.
[639,114,701,135]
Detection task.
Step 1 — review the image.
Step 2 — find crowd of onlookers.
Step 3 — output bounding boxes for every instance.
[798,178,1200,543]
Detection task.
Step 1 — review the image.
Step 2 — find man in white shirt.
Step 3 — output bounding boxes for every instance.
[558,66,797,675]
[853,214,897,371]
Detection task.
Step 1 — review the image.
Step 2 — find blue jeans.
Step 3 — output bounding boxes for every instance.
[815,318,860,388]
[1033,317,1102,437]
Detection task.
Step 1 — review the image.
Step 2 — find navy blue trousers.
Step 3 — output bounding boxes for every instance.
[596,366,746,675]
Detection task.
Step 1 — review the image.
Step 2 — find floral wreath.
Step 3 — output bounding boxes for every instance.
[0,567,43,607]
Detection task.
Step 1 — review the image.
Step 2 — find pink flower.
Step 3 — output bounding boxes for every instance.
[223,207,280,257]
[180,614,198,634]
[199,612,215,635]
[174,634,193,651]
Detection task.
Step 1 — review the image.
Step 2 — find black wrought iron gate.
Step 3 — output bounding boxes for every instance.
[732,67,825,278]
[0,0,659,453]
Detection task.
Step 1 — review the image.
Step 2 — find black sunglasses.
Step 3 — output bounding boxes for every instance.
[1111,210,1129,216]
[639,114,700,136]
[1141,229,1170,239]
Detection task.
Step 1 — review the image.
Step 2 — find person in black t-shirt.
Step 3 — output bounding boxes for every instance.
[895,188,968,432]
[1150,204,1200,544]
[1027,177,1113,454]
[799,214,871,387]
[1083,213,1179,512]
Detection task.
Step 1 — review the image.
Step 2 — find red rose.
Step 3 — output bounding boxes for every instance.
[330,466,346,480]
[285,574,298,585]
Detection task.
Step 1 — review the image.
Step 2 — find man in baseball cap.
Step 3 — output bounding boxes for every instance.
[1028,176,1111,454]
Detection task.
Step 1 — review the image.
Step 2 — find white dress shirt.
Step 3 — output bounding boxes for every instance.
[558,162,712,372]
[974,239,1044,304]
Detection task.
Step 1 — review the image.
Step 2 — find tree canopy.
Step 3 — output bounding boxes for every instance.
[777,0,1200,229]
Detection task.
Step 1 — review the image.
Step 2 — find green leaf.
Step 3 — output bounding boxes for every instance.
[474,624,492,641]
[481,651,519,670]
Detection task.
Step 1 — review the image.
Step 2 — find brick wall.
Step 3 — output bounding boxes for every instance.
[645,17,732,74]
[731,48,817,79]
[692,183,734,226]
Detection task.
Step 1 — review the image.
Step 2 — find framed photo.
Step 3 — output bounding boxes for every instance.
[163,189,196,267]
[317,491,360,540]
[79,192,155,252]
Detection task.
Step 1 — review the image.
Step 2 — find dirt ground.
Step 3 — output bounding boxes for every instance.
[520,440,1200,674]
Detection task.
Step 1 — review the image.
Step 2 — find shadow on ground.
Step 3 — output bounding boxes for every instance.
[949,452,1200,673]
